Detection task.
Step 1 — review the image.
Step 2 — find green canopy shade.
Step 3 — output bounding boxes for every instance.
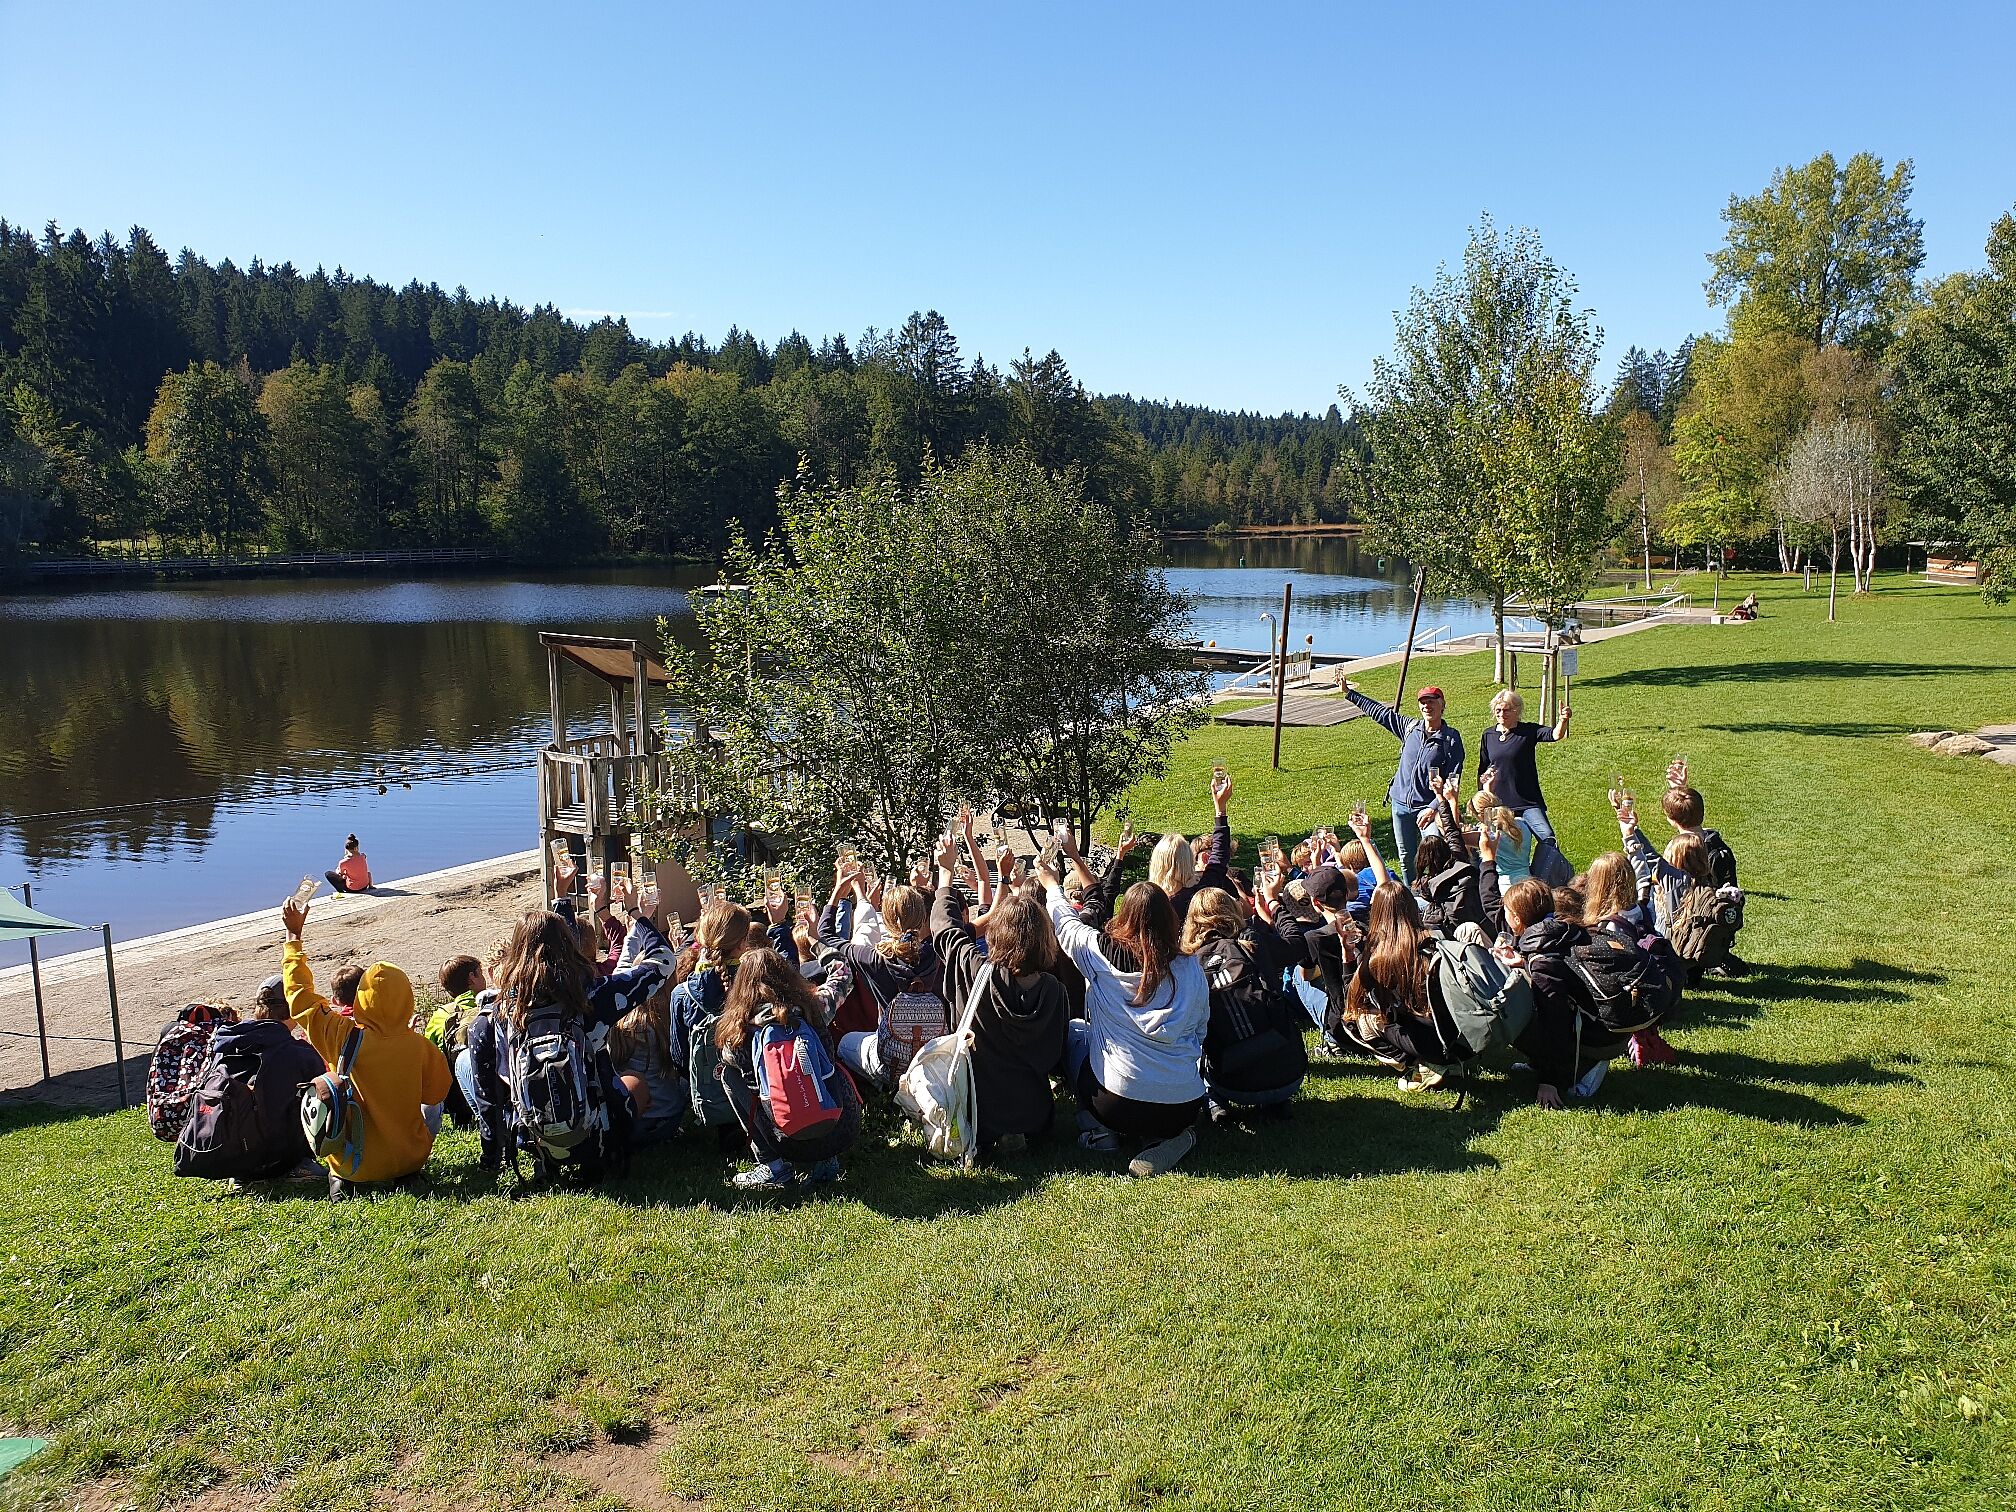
[0,888,82,942]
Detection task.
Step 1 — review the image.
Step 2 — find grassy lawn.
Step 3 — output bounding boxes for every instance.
[4,572,2013,1511]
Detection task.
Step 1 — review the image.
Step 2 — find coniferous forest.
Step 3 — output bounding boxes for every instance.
[0,222,1358,561]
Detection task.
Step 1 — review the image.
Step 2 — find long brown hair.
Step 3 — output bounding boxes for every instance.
[1347,881,1429,1029]
[1107,882,1178,1006]
[876,884,929,964]
[981,892,1057,977]
[606,979,676,1079]
[1583,852,1641,925]
[713,947,822,1051]
[1502,878,1554,935]
[495,909,594,1031]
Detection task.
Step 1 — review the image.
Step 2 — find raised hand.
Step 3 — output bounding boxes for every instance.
[281,896,308,941]
[934,832,960,873]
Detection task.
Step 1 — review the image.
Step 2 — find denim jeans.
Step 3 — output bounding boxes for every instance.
[837,1031,890,1089]
[1291,968,1330,1033]
[1390,801,1423,886]
[1516,806,1556,846]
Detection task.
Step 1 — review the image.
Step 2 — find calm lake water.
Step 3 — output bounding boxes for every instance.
[0,536,1494,964]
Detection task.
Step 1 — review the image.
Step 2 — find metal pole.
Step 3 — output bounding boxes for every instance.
[1394,568,1427,707]
[101,923,128,1109]
[1271,581,1293,771]
[23,882,50,1082]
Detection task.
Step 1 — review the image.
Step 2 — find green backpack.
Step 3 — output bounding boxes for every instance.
[1431,940,1535,1062]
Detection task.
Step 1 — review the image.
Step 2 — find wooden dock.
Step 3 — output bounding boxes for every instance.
[1215,694,1364,728]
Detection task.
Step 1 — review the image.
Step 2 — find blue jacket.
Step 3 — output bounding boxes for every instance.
[1346,689,1466,811]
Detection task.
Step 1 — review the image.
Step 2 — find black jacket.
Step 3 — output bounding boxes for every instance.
[930,888,1069,1140]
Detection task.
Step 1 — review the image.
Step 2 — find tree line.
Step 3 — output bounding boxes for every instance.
[1598,153,2016,605]
[0,226,1351,560]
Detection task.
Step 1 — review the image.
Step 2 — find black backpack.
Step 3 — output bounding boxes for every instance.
[505,1000,622,1183]
[1569,919,1685,1034]
[1699,829,1739,890]
[173,1021,316,1180]
[1198,937,1309,1095]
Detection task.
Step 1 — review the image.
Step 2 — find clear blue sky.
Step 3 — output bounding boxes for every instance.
[4,1,2012,414]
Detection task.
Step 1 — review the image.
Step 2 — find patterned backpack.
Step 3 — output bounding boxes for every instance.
[146,1003,239,1141]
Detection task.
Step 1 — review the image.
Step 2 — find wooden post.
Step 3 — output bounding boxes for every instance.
[23,881,50,1083]
[102,923,128,1109]
[631,648,648,756]
[1394,568,1427,707]
[547,645,565,747]
[1271,581,1293,771]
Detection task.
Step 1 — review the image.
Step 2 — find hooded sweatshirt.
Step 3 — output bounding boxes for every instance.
[931,887,1068,1139]
[285,943,451,1183]
[1044,884,1207,1105]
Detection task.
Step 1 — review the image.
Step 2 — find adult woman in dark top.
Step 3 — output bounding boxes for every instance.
[929,836,1068,1149]
[1477,690,1572,847]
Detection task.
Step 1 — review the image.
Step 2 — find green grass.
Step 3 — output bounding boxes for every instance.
[5,573,2014,1511]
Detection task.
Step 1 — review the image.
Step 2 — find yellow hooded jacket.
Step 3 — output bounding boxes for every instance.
[285,942,452,1183]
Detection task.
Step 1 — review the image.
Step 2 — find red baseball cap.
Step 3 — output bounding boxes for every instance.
[1416,686,1444,701]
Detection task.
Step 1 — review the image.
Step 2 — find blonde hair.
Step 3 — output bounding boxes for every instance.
[876,883,929,963]
[1179,887,1244,955]
[1470,792,1524,843]
[1582,852,1641,924]
[1491,689,1525,721]
[1664,832,1712,884]
[1149,834,1200,896]
[674,900,755,984]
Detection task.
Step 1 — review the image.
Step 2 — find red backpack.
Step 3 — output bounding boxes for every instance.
[753,1021,843,1138]
[146,1003,239,1140]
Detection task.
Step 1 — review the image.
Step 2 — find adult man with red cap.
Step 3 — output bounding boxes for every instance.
[1342,680,1464,885]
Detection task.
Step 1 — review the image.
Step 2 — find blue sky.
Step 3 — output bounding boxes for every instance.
[4,1,2012,414]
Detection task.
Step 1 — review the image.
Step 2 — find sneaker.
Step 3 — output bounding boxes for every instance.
[1396,1066,1447,1093]
[1127,1126,1197,1178]
[326,1173,354,1202]
[730,1161,796,1191]
[1571,1059,1609,1099]
[1077,1128,1123,1154]
[1206,1101,1236,1127]
[1629,1027,1677,1067]
[285,1158,324,1182]
[802,1157,842,1187]
[1312,1036,1347,1061]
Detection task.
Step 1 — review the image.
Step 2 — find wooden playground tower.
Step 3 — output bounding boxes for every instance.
[535,632,687,904]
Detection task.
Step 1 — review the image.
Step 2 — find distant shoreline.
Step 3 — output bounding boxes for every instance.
[1157,523,1363,540]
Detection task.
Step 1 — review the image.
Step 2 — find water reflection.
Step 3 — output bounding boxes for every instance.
[1,543,1492,961]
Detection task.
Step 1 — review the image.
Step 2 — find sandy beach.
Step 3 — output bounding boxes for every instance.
[1,851,543,1111]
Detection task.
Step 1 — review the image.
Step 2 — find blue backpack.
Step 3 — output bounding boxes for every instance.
[676,971,738,1128]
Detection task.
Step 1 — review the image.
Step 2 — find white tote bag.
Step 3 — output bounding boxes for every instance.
[895,962,991,1167]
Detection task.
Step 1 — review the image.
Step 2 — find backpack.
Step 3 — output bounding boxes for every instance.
[1667,883,1745,970]
[878,957,949,1077]
[173,1023,313,1180]
[896,964,991,1165]
[679,976,738,1128]
[1530,837,1575,887]
[752,1020,843,1139]
[1431,939,1536,1061]
[147,1003,238,1141]
[299,1026,365,1172]
[507,1002,608,1168]
[1699,829,1739,889]
[1198,937,1309,1094]
[1569,920,1685,1034]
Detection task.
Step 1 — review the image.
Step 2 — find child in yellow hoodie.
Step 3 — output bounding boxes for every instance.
[280,897,451,1199]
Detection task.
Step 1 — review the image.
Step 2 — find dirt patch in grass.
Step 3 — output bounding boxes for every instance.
[548,1430,708,1511]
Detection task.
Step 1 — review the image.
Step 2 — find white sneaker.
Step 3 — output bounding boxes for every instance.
[1572,1059,1609,1100]
[1127,1126,1196,1178]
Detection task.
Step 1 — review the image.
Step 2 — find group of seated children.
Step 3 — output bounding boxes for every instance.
[152,755,1744,1199]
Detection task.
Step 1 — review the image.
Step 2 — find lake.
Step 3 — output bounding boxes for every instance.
[0,536,1495,963]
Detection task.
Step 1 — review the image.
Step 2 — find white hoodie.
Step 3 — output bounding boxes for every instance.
[1045,885,1208,1104]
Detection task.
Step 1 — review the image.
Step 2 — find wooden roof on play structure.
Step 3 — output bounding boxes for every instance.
[537,632,673,688]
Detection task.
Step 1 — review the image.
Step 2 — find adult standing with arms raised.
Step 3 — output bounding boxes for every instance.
[1477,690,1571,850]
[1341,681,1465,885]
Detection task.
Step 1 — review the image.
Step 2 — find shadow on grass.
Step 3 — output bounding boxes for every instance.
[1600,1064,1866,1125]
[1692,960,1945,1018]
[1670,1049,1919,1091]
[1701,721,1924,738]
[1581,660,2004,688]
[0,1098,103,1135]
[0,1051,150,1120]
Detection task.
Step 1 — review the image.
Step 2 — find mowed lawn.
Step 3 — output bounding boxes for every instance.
[3,574,2013,1512]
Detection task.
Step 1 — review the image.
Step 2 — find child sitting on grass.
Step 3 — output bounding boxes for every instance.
[280,896,451,1200]
[713,946,862,1191]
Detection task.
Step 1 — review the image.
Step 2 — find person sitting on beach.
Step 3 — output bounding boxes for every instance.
[326,834,372,894]
[279,895,451,1200]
